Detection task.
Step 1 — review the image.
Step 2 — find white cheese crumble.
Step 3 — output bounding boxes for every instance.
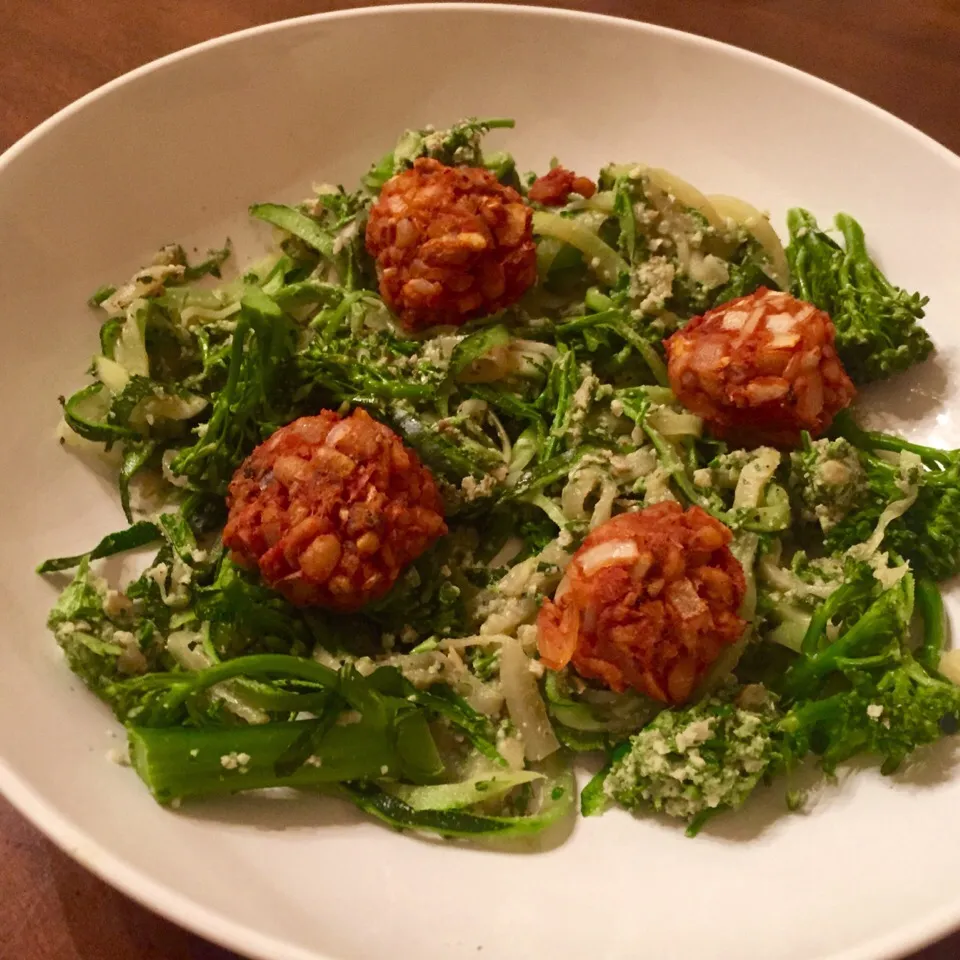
[461,473,498,501]
[693,468,713,488]
[220,751,251,772]
[674,718,713,752]
[630,256,676,314]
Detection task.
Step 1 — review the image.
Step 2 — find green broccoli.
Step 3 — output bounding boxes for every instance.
[599,568,957,833]
[755,546,862,653]
[603,684,783,833]
[779,563,914,700]
[787,209,933,384]
[822,412,960,582]
[782,656,960,776]
[757,572,953,779]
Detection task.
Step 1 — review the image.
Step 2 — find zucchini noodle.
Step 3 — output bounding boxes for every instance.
[641,165,727,233]
[532,210,627,284]
[708,194,790,287]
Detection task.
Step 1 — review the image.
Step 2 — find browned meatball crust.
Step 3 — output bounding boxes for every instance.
[527,166,597,206]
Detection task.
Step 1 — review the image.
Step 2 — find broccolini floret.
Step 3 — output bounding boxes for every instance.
[782,657,960,776]
[601,569,958,833]
[787,209,933,384]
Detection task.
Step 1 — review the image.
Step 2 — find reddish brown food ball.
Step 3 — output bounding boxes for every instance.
[527,166,598,206]
[537,503,746,705]
[223,409,447,612]
[365,157,537,331]
[664,288,856,448]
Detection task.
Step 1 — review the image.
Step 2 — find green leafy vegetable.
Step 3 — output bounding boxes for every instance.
[250,203,334,258]
[787,209,933,383]
[37,521,162,573]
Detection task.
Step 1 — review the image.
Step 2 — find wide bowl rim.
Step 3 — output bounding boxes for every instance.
[1,6,958,960]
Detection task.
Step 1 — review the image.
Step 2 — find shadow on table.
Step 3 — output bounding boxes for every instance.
[48,843,235,959]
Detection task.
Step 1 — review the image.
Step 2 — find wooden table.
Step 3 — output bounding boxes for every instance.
[2,2,958,958]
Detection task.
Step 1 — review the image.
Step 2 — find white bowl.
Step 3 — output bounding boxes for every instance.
[1,6,958,960]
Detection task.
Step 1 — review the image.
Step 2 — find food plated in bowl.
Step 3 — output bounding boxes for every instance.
[3,7,960,960]
[39,115,959,840]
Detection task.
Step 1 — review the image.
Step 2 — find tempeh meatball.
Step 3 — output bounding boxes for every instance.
[665,288,856,448]
[365,158,537,331]
[537,503,746,705]
[223,409,446,612]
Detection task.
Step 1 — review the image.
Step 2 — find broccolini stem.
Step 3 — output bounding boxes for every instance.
[786,208,838,304]
[129,717,399,804]
[609,320,669,387]
[475,118,515,130]
[159,654,339,714]
[800,579,867,656]
[387,405,485,480]
[685,804,727,838]
[832,409,954,468]
[555,308,622,333]
[584,287,613,312]
[782,578,912,700]
[835,214,896,298]
[579,763,612,817]
[310,290,364,336]
[834,213,869,269]
[916,579,946,674]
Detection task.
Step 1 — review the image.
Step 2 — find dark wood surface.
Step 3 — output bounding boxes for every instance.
[2,2,959,958]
